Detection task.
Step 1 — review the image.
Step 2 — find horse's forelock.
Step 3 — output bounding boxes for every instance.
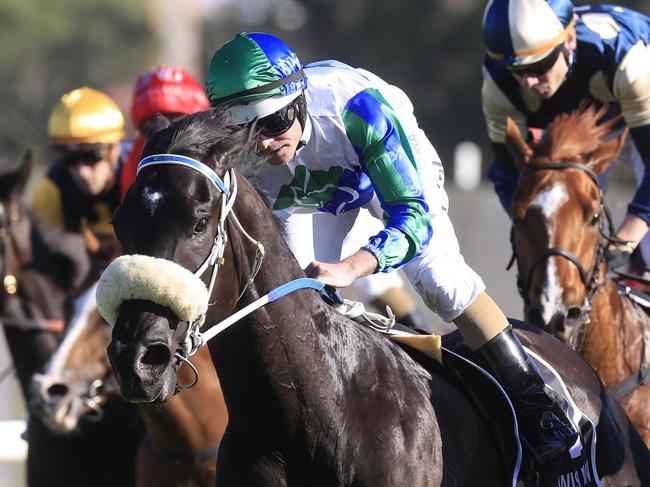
[142,110,261,178]
[537,104,617,163]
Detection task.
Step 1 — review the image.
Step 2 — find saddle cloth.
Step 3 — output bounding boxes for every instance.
[334,297,602,486]
[397,328,602,487]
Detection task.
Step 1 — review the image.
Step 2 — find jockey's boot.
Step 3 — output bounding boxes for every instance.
[477,325,579,464]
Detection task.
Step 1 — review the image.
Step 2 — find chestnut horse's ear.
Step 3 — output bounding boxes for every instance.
[589,128,627,175]
[504,117,533,172]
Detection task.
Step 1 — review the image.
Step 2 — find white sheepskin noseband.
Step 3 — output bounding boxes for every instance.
[96,254,209,326]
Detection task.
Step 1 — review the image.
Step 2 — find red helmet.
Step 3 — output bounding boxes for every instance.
[131,66,210,128]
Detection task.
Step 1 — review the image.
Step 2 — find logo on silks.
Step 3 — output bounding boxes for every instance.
[523,350,600,487]
[272,165,374,215]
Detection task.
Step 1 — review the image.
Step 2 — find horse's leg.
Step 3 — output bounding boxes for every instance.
[26,416,87,487]
[216,429,287,487]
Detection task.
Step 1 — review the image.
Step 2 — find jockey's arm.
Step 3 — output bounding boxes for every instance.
[31,176,65,233]
[614,41,650,248]
[304,249,377,288]
[615,125,650,249]
[481,65,528,216]
[341,88,432,274]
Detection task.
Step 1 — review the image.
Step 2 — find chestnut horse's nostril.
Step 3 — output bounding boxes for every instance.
[46,383,69,400]
[567,307,582,321]
[141,344,172,367]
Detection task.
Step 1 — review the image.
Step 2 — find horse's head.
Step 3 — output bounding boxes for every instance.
[506,104,626,339]
[104,112,256,404]
[0,152,34,310]
[30,283,115,434]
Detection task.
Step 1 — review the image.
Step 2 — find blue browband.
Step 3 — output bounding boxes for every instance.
[137,154,230,196]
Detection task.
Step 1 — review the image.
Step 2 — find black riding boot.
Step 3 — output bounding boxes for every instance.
[477,325,579,463]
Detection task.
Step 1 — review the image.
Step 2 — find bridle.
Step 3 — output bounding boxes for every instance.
[136,154,266,391]
[508,162,626,349]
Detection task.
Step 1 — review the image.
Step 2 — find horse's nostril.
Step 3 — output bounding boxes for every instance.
[567,307,582,321]
[141,344,171,367]
[46,383,69,399]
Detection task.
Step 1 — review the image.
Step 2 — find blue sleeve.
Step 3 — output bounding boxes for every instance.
[628,126,650,225]
[487,142,518,216]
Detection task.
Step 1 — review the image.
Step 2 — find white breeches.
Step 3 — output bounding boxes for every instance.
[279,163,485,322]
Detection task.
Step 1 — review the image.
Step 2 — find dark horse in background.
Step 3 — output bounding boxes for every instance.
[505,105,650,447]
[0,153,140,486]
[104,111,649,485]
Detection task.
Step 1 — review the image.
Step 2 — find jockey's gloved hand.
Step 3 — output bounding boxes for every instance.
[605,245,632,270]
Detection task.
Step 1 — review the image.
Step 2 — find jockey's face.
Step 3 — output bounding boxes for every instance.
[66,143,120,195]
[510,29,577,100]
[257,117,303,166]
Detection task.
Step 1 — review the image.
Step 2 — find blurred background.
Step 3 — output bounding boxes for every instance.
[0,0,647,170]
[0,0,647,484]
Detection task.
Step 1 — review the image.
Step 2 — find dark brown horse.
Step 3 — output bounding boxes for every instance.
[31,282,228,487]
[104,111,649,485]
[505,105,650,447]
[0,154,141,487]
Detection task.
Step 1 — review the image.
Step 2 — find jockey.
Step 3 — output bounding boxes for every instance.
[206,32,578,462]
[33,87,127,280]
[481,1,650,276]
[122,66,431,331]
[119,66,211,199]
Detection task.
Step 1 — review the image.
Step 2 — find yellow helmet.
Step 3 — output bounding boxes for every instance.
[47,87,125,145]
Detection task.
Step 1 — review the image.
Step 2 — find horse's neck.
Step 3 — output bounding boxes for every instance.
[211,179,336,430]
[139,348,226,453]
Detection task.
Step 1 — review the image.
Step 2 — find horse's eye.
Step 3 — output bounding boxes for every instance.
[194,216,210,235]
[590,212,600,226]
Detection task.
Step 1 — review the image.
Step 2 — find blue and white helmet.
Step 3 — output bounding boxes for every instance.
[482,0,575,66]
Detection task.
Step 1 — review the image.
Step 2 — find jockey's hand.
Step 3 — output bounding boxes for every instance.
[304,250,378,288]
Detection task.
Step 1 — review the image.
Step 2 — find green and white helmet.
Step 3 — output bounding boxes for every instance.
[206,32,307,124]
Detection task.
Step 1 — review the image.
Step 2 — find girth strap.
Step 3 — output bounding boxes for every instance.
[143,432,220,464]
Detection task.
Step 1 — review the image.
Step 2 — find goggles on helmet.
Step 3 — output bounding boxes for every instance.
[507,45,563,77]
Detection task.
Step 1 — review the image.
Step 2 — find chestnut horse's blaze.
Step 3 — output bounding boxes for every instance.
[506,104,650,447]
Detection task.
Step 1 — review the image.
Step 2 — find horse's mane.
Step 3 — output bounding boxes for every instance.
[536,103,621,162]
[142,109,264,180]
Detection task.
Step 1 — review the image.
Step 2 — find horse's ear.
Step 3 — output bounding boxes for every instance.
[2,149,33,201]
[15,149,33,194]
[146,114,171,138]
[504,117,533,172]
[589,128,627,175]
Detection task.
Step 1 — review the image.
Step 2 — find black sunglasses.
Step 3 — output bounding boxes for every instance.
[61,146,110,167]
[507,45,563,77]
[254,98,298,137]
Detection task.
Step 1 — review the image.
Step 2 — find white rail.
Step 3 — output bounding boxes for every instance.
[0,420,27,462]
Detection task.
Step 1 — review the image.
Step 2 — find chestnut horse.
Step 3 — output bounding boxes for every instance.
[0,154,140,487]
[102,111,649,485]
[31,280,228,487]
[505,105,650,447]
